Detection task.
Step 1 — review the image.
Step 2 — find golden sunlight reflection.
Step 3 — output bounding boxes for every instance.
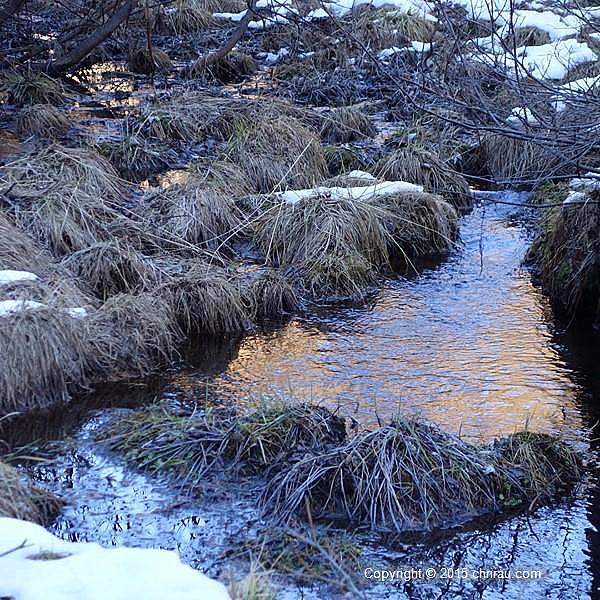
[200,207,584,444]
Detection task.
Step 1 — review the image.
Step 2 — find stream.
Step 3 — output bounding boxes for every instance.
[12,190,600,599]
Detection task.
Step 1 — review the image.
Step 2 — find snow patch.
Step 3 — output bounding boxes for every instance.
[279,180,424,204]
[0,518,231,600]
[0,270,39,285]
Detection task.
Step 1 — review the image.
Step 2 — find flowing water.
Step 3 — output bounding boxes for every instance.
[11,191,600,599]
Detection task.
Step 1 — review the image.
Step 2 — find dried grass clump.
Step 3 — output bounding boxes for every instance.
[190,51,257,84]
[282,70,370,106]
[61,242,152,300]
[0,307,92,415]
[15,104,70,138]
[511,26,551,47]
[128,47,173,74]
[319,106,376,144]
[482,134,562,187]
[493,431,581,508]
[229,565,277,600]
[260,417,581,531]
[97,134,170,180]
[145,171,246,251]
[0,70,67,105]
[237,528,362,587]
[243,269,298,320]
[88,292,182,378]
[164,0,216,33]
[99,400,346,486]
[528,195,600,324]
[377,191,458,258]
[350,7,435,49]
[161,261,250,333]
[323,145,372,175]
[0,145,129,255]
[254,187,457,298]
[376,144,472,210]
[228,400,346,474]
[0,462,64,524]
[0,213,50,271]
[226,116,327,193]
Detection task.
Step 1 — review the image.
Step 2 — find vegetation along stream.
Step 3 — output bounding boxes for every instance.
[2,0,600,598]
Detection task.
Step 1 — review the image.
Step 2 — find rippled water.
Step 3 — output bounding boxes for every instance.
[13,191,600,599]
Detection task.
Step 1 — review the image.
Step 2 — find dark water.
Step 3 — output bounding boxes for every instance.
[15,191,600,599]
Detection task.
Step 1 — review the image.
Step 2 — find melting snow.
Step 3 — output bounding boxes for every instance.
[0,518,231,600]
[0,270,39,285]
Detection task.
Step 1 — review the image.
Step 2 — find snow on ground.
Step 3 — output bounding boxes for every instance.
[279,180,424,204]
[0,518,231,600]
[0,270,38,285]
[0,300,87,318]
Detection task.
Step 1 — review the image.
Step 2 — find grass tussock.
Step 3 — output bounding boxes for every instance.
[0,307,92,415]
[128,47,173,74]
[226,116,327,193]
[0,213,50,271]
[229,565,277,600]
[0,145,129,255]
[99,400,346,486]
[528,194,600,324]
[190,52,257,84]
[319,106,376,144]
[0,462,64,524]
[145,168,247,250]
[483,134,562,186]
[61,242,152,300]
[260,416,581,531]
[15,104,70,138]
[511,26,551,47]
[0,70,68,105]
[163,0,216,33]
[254,187,457,298]
[376,144,472,210]
[237,528,362,587]
[243,269,298,320]
[161,261,250,334]
[97,134,170,180]
[88,292,182,378]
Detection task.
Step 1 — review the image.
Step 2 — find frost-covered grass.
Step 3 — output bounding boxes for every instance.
[261,417,581,531]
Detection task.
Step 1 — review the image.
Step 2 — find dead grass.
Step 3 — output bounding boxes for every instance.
[97,134,170,180]
[0,145,129,255]
[128,47,173,75]
[144,165,248,251]
[528,194,600,323]
[61,242,153,300]
[0,462,64,524]
[160,261,250,334]
[0,213,50,271]
[15,104,70,139]
[511,26,551,47]
[483,134,562,187]
[0,306,92,415]
[99,399,346,486]
[0,69,68,105]
[319,106,376,144]
[243,269,298,320]
[226,116,327,193]
[260,416,581,531]
[87,292,182,378]
[189,52,257,84]
[253,186,457,298]
[376,144,472,210]
[163,0,216,33]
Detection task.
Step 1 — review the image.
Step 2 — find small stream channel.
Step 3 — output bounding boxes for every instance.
[9,190,600,599]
